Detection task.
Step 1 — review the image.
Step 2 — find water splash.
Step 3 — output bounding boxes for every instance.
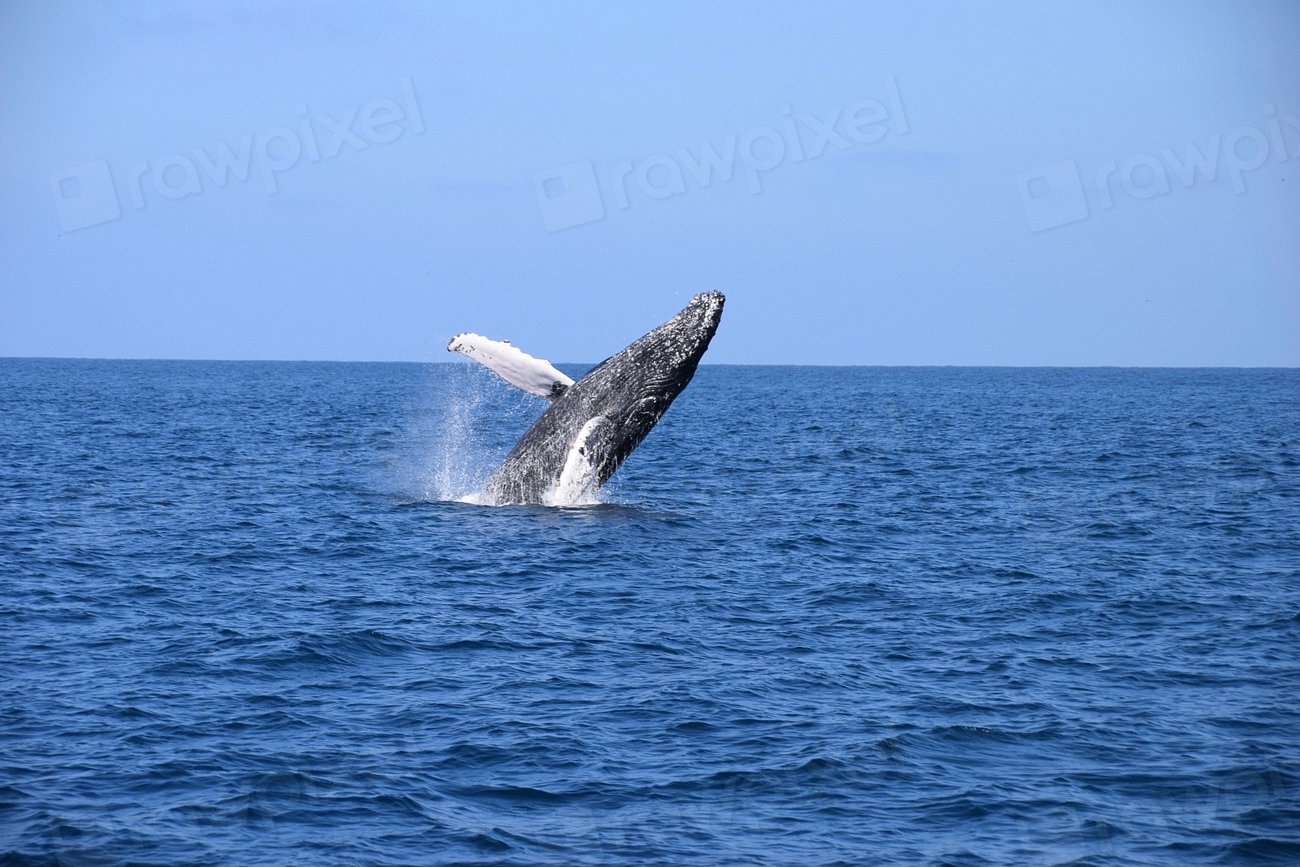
[436,368,496,501]
[397,363,602,506]
[396,364,496,503]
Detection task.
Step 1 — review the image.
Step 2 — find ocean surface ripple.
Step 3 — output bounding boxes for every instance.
[2,360,1298,866]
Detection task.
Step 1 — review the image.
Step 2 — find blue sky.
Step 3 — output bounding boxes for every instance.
[2,1,1297,365]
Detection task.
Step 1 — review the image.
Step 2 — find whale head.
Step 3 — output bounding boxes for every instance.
[603,291,726,415]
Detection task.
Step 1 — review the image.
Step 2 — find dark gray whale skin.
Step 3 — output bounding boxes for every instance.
[484,292,724,505]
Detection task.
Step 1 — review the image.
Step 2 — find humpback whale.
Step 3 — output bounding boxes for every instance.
[448,292,725,505]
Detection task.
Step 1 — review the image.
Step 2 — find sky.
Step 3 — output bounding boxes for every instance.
[1,1,1297,365]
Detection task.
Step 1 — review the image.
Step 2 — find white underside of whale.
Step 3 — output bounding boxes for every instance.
[447,333,574,398]
[543,415,605,507]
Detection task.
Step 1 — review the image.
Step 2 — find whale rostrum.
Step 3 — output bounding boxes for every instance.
[448,292,725,505]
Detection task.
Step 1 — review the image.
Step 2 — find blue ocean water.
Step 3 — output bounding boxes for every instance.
[2,359,1298,866]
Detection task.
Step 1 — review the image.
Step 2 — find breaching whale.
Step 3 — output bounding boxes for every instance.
[448,292,725,505]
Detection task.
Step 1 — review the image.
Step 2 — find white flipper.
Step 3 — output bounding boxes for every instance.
[447,332,575,399]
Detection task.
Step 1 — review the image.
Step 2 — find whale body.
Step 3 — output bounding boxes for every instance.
[449,292,724,505]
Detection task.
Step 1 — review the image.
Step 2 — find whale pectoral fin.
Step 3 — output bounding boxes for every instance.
[447,333,576,399]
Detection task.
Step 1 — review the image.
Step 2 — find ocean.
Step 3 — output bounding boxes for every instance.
[2,359,1298,865]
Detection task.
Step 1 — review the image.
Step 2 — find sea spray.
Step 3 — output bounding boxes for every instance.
[396,360,613,507]
[396,362,550,503]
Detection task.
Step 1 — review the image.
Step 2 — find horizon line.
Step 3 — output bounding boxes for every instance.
[2,356,1297,370]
